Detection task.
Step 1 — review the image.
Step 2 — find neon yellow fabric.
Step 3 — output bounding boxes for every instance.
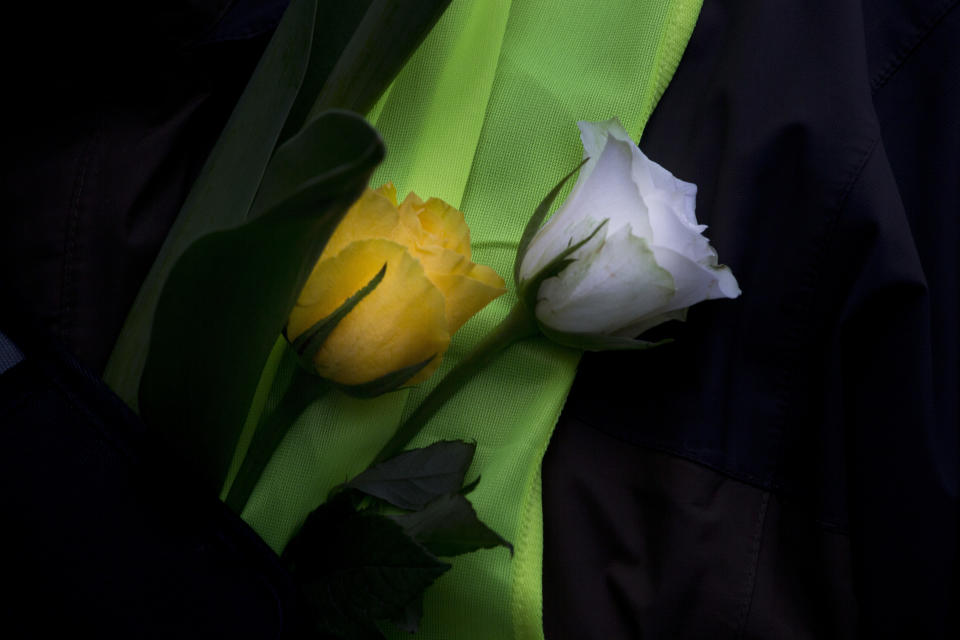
[243,1,703,637]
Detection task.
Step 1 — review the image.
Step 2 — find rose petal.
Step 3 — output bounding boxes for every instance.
[576,118,634,183]
[320,187,411,259]
[648,195,717,265]
[650,244,741,314]
[563,134,654,239]
[429,270,507,334]
[535,226,674,334]
[581,119,701,232]
[412,244,506,333]
[375,182,399,206]
[414,197,473,257]
[520,133,652,281]
[609,246,739,340]
[631,147,700,227]
[289,239,449,386]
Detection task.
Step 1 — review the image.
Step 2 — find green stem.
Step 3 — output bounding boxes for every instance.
[372,302,538,465]
[225,366,330,513]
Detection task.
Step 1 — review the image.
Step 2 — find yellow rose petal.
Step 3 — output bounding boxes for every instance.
[320,187,414,260]
[289,239,394,334]
[430,271,507,334]
[397,193,471,258]
[413,245,484,279]
[417,197,472,257]
[374,182,399,206]
[290,239,449,386]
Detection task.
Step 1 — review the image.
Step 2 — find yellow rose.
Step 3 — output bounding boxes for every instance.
[287,184,506,388]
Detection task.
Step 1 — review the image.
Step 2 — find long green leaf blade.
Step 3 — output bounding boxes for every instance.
[139,111,384,493]
[308,0,453,117]
[103,0,319,407]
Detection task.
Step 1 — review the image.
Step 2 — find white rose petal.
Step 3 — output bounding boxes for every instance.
[536,225,674,334]
[519,129,652,281]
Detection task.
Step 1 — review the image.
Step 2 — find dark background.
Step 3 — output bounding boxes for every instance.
[2,0,957,637]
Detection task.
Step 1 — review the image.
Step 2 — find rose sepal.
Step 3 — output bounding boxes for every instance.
[516,217,676,352]
[513,158,588,290]
[334,355,437,398]
[516,218,608,315]
[289,263,387,367]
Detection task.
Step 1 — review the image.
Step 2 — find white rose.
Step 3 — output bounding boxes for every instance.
[517,118,740,346]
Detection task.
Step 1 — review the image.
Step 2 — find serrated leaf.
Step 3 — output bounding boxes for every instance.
[392,493,513,558]
[284,494,450,639]
[346,441,477,510]
[139,112,384,493]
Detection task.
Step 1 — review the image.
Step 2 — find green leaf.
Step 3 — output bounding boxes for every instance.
[284,494,450,639]
[277,0,377,143]
[308,0,454,118]
[392,493,513,558]
[513,158,588,290]
[290,264,387,366]
[346,440,477,510]
[103,0,320,408]
[139,111,384,493]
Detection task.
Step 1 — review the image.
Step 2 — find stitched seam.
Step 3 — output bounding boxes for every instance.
[735,490,770,637]
[870,0,958,93]
[641,0,703,131]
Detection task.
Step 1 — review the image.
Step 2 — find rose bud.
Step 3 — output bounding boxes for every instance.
[518,119,739,346]
[287,184,505,393]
